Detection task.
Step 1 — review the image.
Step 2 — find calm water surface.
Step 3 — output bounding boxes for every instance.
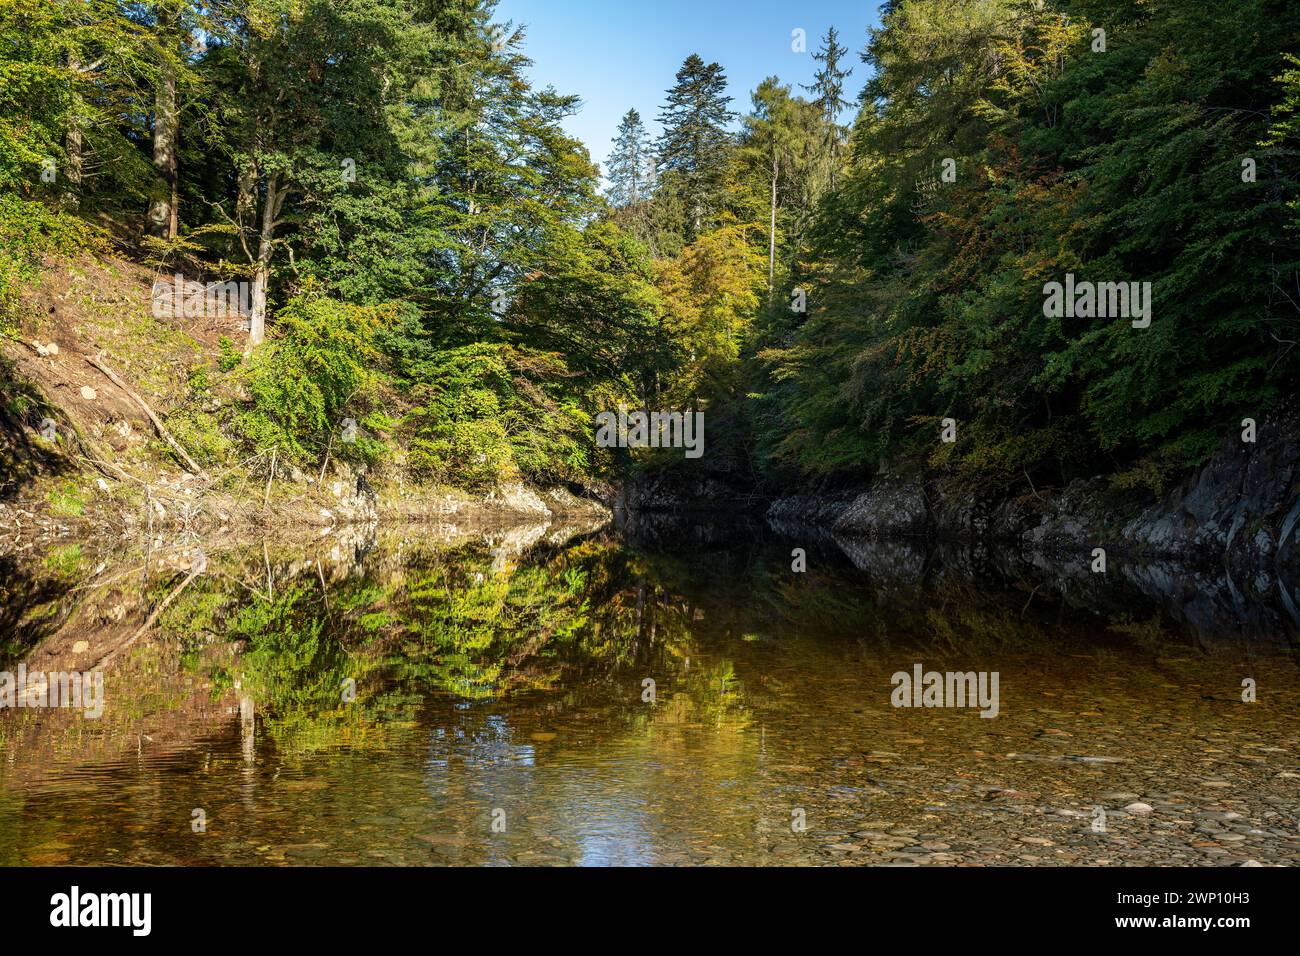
[1,517,1298,866]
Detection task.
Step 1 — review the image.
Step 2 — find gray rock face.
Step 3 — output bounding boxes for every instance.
[832,477,929,537]
[621,471,744,512]
[767,418,1300,576]
[1121,422,1300,571]
[324,462,379,524]
[488,481,552,517]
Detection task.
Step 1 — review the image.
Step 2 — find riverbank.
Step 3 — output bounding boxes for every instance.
[0,247,614,553]
[0,466,610,562]
[680,411,1300,579]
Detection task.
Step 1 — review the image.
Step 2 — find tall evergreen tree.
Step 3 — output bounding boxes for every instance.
[655,53,734,239]
[605,108,651,208]
[740,78,803,295]
[802,26,852,182]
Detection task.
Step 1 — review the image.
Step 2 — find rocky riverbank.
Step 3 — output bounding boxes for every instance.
[768,418,1300,580]
[0,460,610,560]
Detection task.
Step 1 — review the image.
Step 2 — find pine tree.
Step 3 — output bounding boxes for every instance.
[655,53,734,239]
[802,26,852,182]
[606,108,652,208]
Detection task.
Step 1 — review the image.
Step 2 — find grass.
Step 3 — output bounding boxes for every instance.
[42,542,83,577]
[45,480,86,517]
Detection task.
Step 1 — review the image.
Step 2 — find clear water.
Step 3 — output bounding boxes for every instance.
[1,518,1297,866]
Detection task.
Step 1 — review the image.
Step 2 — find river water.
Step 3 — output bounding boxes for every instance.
[1,515,1297,866]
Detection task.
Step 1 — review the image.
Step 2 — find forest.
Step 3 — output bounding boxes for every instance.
[3,0,1300,503]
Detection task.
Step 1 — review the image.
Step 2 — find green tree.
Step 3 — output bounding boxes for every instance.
[655,53,735,240]
[606,108,653,209]
[802,26,852,183]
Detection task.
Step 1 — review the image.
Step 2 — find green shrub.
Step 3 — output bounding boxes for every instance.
[404,343,590,491]
[217,336,242,372]
[234,295,393,465]
[169,409,234,465]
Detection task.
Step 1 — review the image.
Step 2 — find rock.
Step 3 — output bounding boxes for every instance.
[46,342,59,355]
[72,640,89,654]
[767,492,858,527]
[1124,803,1154,814]
[493,482,551,517]
[760,411,1300,577]
[832,476,929,537]
[80,385,97,400]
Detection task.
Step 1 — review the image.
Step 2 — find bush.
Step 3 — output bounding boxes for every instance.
[404,344,590,491]
[234,295,393,466]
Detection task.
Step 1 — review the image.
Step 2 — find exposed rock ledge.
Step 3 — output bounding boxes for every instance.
[769,419,1300,576]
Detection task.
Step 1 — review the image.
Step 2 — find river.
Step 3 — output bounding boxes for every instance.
[1,514,1297,866]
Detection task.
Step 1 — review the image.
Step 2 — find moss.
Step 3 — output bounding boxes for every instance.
[45,480,85,517]
[41,543,83,578]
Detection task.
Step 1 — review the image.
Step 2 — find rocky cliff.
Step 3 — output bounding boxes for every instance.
[768,417,1300,579]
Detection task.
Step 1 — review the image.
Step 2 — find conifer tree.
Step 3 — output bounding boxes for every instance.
[606,108,652,209]
[802,26,851,183]
[655,53,734,240]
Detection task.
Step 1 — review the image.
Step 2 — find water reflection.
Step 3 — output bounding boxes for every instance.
[0,516,1297,866]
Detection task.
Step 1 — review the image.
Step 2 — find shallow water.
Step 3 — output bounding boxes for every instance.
[1,519,1297,866]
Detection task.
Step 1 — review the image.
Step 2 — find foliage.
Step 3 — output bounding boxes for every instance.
[403,343,590,490]
[655,54,736,241]
[4,0,1296,501]
[755,0,1300,487]
[234,295,393,465]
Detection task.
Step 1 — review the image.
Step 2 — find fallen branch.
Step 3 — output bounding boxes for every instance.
[85,354,205,477]
[90,568,200,671]
[77,453,136,485]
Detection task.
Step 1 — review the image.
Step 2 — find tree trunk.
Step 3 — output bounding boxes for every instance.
[65,52,83,212]
[147,6,178,238]
[247,173,280,348]
[236,163,256,242]
[768,153,779,296]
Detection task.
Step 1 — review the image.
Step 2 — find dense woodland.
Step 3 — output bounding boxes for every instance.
[3,0,1300,500]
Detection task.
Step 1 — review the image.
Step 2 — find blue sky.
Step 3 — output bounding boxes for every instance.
[494,0,884,174]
